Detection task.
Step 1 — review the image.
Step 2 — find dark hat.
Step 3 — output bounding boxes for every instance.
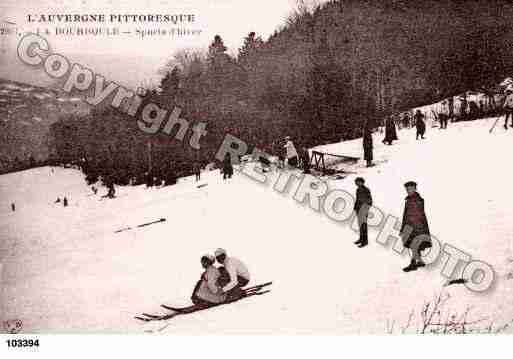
[404,181,417,187]
[355,177,365,184]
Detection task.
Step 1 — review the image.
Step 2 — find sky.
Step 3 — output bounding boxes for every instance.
[0,0,316,88]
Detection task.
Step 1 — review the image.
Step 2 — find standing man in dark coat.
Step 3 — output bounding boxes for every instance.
[363,125,373,167]
[402,112,411,129]
[448,97,454,123]
[382,116,398,145]
[300,147,311,174]
[222,153,233,180]
[193,161,201,182]
[503,87,513,129]
[400,181,432,272]
[414,110,426,140]
[353,177,373,248]
[438,100,449,129]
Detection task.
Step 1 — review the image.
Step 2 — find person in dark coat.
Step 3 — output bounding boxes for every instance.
[363,125,373,167]
[459,96,468,121]
[401,112,411,128]
[438,100,449,129]
[193,161,201,182]
[400,181,432,272]
[414,110,426,140]
[503,88,513,129]
[301,147,311,174]
[353,177,373,248]
[382,116,398,145]
[11,203,15,212]
[448,97,454,123]
[63,197,68,207]
[222,153,233,180]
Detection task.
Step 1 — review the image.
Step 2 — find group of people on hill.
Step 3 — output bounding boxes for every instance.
[363,109,427,167]
[191,248,250,306]
[217,135,312,183]
[353,177,431,272]
[54,196,69,207]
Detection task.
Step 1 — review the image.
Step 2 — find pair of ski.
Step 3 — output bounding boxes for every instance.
[134,281,272,322]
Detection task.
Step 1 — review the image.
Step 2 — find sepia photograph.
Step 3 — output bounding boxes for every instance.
[1,0,513,355]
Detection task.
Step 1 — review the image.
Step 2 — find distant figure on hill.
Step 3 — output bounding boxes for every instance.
[401,113,411,128]
[362,125,373,167]
[438,100,449,129]
[503,87,513,130]
[459,96,468,121]
[11,203,15,212]
[448,97,454,122]
[300,147,311,174]
[63,197,68,207]
[382,116,398,145]
[104,182,116,198]
[222,153,233,180]
[414,110,426,140]
[193,161,201,182]
[284,136,299,167]
[469,101,479,121]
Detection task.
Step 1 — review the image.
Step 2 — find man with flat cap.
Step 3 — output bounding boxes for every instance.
[354,177,373,248]
[400,181,432,272]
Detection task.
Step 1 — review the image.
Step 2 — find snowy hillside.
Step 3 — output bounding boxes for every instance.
[1,117,513,334]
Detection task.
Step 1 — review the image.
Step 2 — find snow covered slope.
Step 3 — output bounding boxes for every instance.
[1,117,513,334]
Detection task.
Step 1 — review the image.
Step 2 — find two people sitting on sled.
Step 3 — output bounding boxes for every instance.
[191,248,250,306]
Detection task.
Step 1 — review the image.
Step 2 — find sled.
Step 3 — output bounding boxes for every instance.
[135,282,272,322]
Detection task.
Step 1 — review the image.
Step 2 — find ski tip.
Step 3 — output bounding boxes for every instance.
[134,316,150,322]
[161,304,183,312]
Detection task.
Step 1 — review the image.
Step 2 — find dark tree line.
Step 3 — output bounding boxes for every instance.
[47,0,513,186]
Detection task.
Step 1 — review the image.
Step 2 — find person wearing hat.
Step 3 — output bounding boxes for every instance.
[215,248,250,299]
[382,115,398,145]
[353,177,373,247]
[414,110,426,140]
[400,181,432,272]
[283,136,299,168]
[438,100,449,129]
[191,254,227,307]
[222,153,234,180]
[362,124,373,167]
[300,147,311,174]
[503,87,513,130]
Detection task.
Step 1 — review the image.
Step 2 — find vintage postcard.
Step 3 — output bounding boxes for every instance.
[1,0,513,349]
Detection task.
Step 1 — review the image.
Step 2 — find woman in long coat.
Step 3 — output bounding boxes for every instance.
[383,116,398,145]
[363,125,373,167]
[400,181,432,272]
[414,110,426,139]
[222,153,233,180]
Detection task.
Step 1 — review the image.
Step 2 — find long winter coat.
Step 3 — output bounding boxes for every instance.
[363,130,373,161]
[415,113,426,135]
[383,118,398,143]
[192,266,227,304]
[354,185,373,213]
[222,156,233,176]
[400,192,431,250]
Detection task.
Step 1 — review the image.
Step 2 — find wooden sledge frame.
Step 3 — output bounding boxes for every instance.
[310,150,359,174]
